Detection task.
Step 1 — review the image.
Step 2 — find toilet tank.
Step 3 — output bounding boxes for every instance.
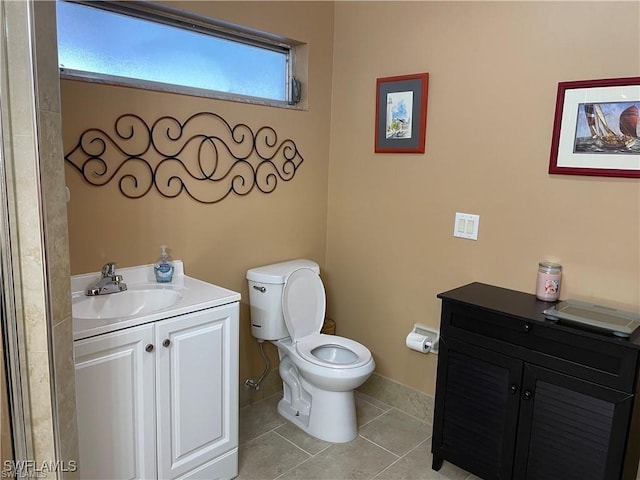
[246,259,320,341]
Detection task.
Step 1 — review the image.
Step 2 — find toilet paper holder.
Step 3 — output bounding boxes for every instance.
[406,323,440,354]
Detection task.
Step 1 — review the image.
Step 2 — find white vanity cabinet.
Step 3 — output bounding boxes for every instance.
[74,302,239,480]
[156,304,239,479]
[74,323,156,479]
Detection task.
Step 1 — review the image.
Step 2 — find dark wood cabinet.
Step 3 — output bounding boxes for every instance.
[432,283,640,480]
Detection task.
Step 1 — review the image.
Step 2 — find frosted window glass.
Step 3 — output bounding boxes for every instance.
[56,1,287,101]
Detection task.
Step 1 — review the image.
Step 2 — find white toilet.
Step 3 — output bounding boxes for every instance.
[246,259,375,443]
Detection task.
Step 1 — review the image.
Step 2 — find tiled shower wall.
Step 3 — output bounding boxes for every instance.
[2,1,77,476]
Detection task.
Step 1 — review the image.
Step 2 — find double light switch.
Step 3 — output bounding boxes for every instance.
[453,212,480,240]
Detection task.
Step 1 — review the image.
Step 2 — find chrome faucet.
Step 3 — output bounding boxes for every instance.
[86,262,128,296]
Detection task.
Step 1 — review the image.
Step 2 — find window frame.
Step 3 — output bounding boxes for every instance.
[57,0,303,108]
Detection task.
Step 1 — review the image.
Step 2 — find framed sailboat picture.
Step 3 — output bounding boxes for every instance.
[375,73,429,153]
[549,77,640,178]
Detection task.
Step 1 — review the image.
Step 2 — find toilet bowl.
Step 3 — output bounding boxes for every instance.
[278,334,374,391]
[246,260,375,443]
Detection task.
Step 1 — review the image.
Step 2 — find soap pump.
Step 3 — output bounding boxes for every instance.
[154,245,174,283]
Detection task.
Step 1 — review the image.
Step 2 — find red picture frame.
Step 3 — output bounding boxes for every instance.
[375,73,429,153]
[548,77,640,178]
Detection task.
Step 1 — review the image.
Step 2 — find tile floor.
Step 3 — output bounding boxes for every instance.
[238,391,479,480]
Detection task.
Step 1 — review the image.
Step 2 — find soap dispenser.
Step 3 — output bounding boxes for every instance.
[154,245,174,283]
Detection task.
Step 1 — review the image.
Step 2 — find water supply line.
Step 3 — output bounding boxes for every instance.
[244,339,270,390]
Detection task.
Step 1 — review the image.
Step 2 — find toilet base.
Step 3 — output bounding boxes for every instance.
[277,379,358,443]
[274,339,372,443]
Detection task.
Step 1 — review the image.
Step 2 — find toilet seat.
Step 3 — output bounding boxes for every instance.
[295,333,372,369]
[282,268,325,340]
[283,268,372,369]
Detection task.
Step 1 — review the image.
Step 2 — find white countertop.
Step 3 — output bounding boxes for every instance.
[71,261,241,341]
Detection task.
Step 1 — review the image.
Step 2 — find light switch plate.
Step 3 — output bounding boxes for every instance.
[453,212,480,240]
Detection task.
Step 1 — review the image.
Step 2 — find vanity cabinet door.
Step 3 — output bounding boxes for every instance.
[432,337,523,480]
[513,364,634,480]
[74,323,156,480]
[155,304,239,480]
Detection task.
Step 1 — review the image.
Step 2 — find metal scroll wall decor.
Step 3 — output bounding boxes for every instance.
[64,112,304,204]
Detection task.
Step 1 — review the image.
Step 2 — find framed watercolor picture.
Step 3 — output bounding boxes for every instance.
[375,73,429,153]
[549,77,640,178]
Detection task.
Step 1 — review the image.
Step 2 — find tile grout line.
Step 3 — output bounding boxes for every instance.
[355,393,394,413]
[357,434,402,459]
[387,405,435,426]
[239,420,286,447]
[357,409,389,428]
[271,454,313,480]
[239,390,446,480]
[368,434,433,480]
[272,428,332,458]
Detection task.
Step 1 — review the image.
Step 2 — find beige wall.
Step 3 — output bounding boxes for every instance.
[62,2,335,398]
[327,1,640,395]
[63,1,640,403]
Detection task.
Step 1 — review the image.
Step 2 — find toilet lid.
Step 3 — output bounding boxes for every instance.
[282,268,325,341]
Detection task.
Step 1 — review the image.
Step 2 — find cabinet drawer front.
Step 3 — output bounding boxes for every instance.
[442,303,638,392]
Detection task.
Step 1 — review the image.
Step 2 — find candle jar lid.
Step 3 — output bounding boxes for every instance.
[539,262,562,271]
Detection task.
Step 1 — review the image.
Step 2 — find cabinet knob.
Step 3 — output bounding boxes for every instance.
[523,323,531,333]
[510,383,519,395]
[145,344,154,353]
[523,390,533,401]
[162,339,171,348]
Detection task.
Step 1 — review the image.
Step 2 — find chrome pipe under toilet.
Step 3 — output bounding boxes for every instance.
[244,339,270,390]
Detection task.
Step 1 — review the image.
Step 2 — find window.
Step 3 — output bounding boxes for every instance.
[56,0,301,105]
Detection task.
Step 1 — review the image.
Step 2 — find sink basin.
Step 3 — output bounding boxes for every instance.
[71,261,242,340]
[73,288,182,320]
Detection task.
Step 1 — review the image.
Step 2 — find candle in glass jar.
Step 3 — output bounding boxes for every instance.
[536,262,562,301]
